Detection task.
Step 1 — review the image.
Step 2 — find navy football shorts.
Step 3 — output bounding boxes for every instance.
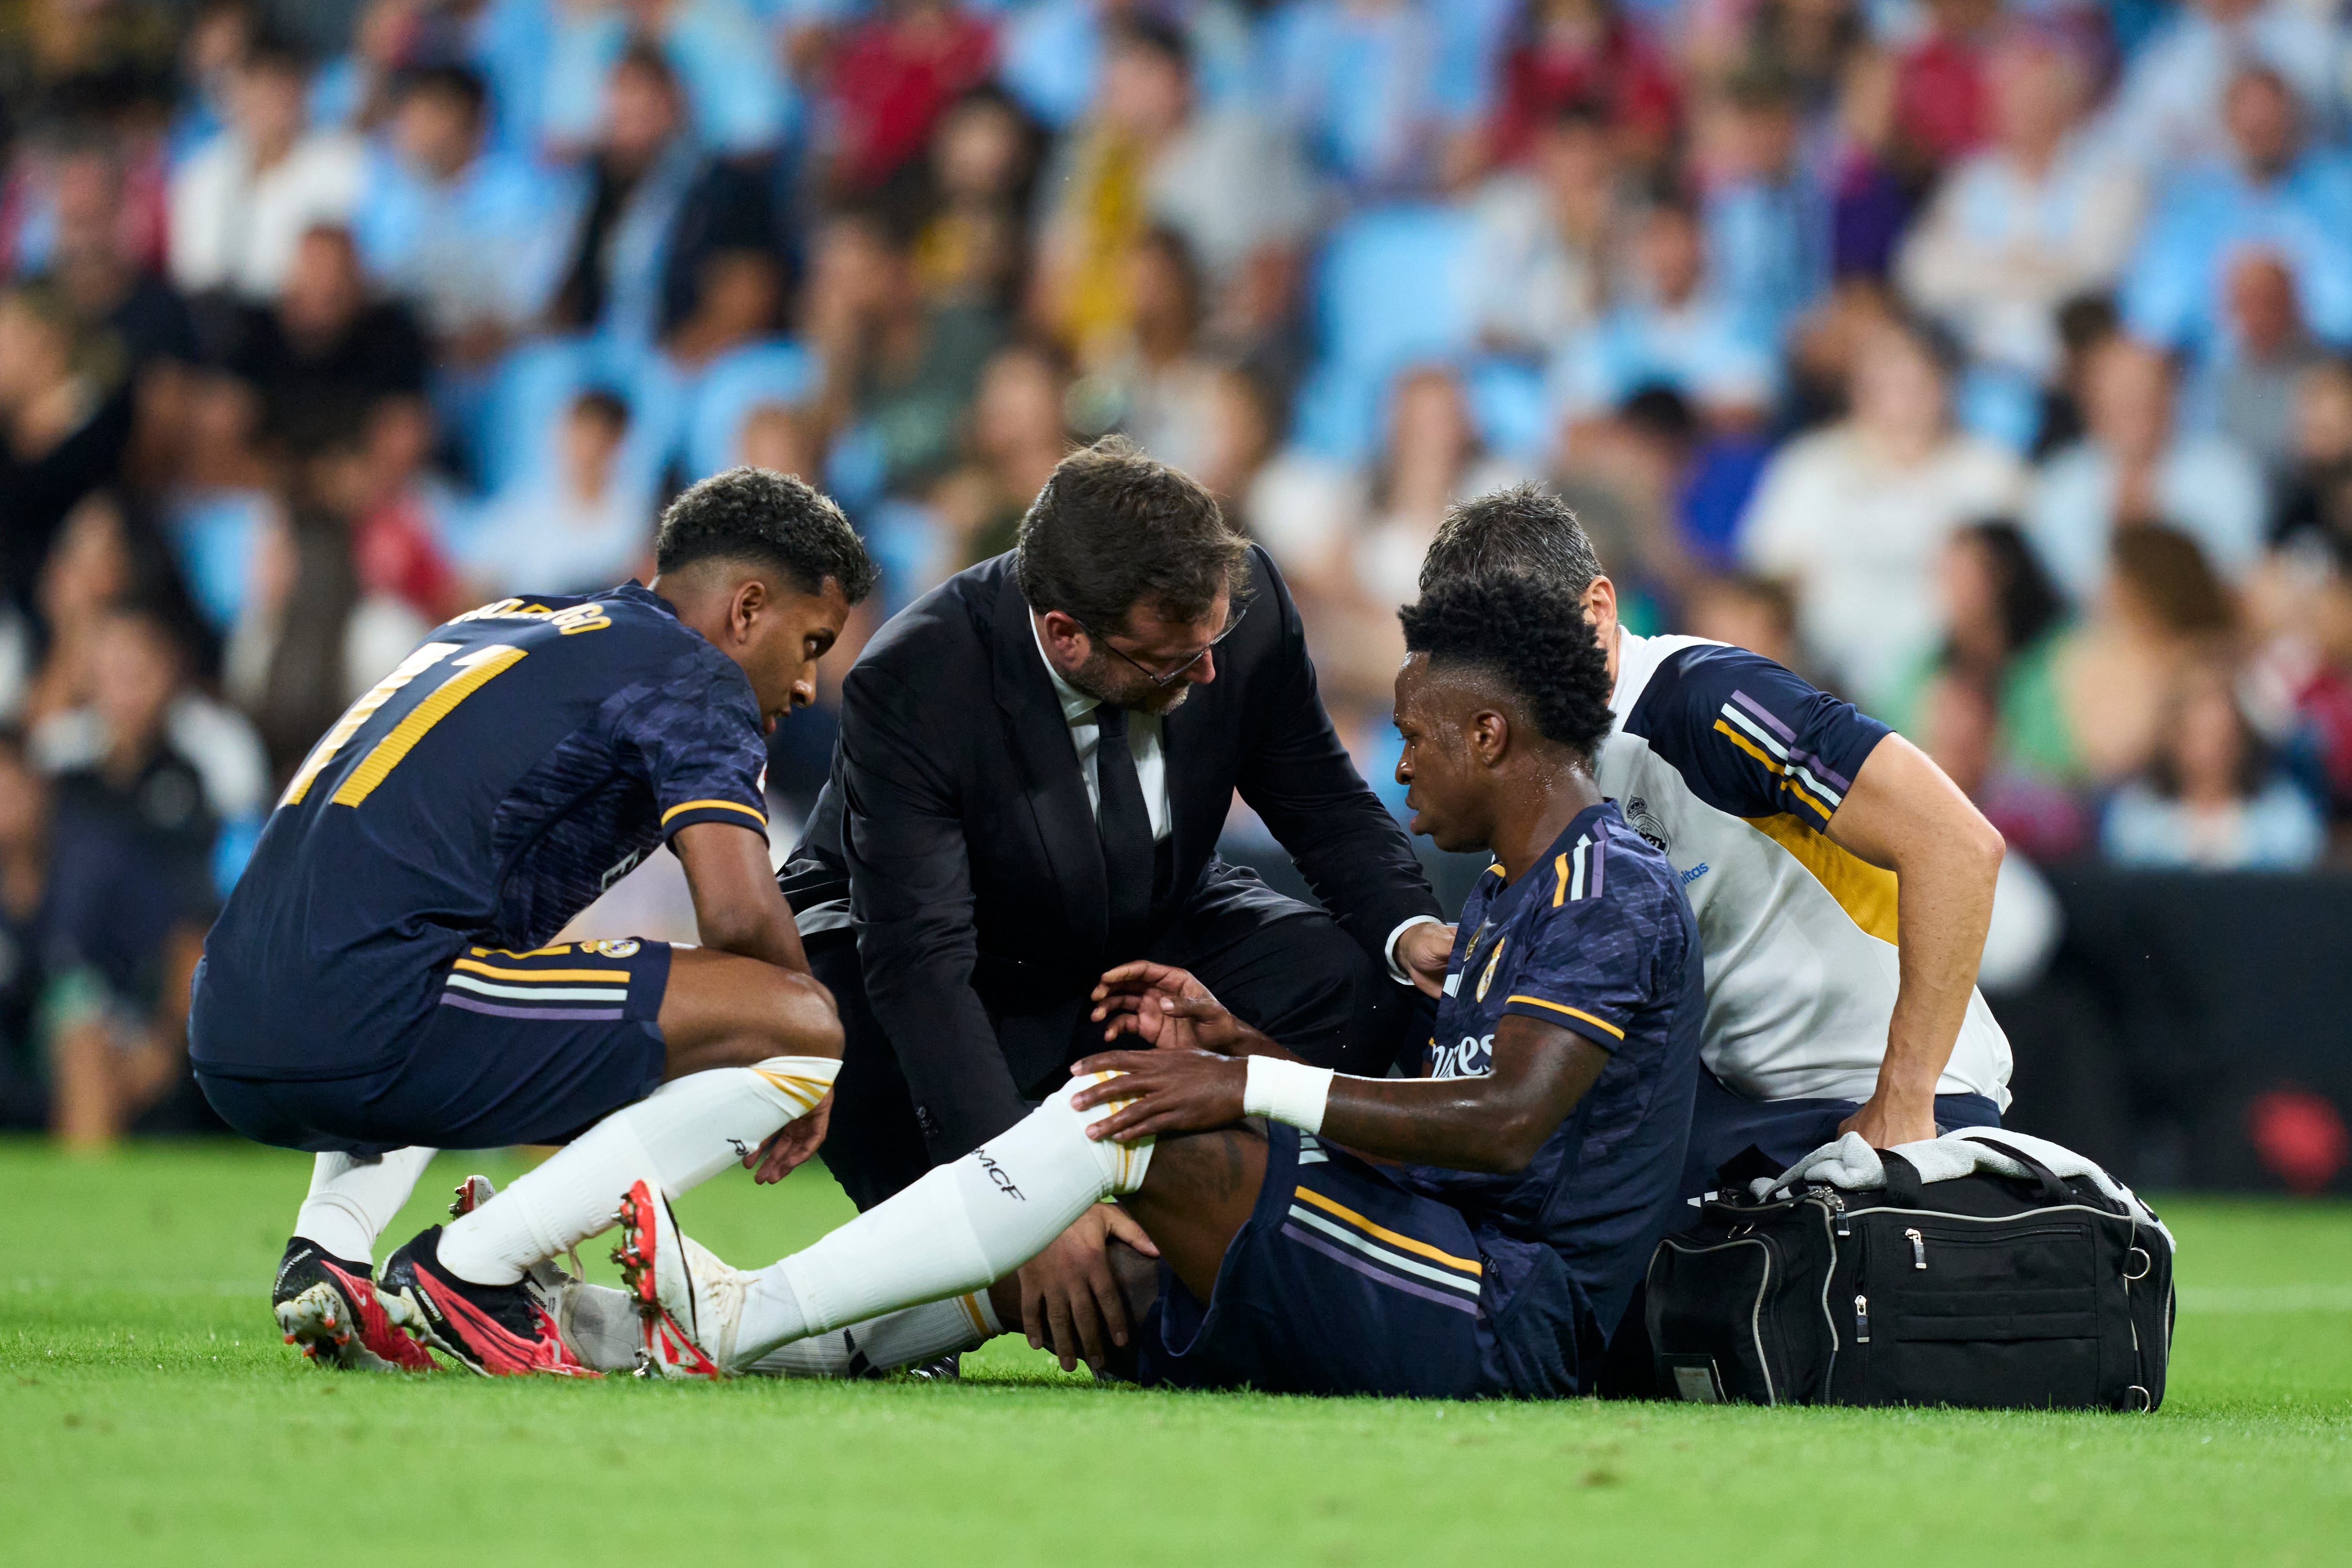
[1136,1122,1496,1400]
[196,939,672,1156]
[1676,1070,2004,1203]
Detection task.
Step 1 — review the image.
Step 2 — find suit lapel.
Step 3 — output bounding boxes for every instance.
[989,573,1108,955]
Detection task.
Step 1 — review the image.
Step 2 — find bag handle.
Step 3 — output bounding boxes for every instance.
[1880,1149,1926,1205]
[1963,1135,2076,1205]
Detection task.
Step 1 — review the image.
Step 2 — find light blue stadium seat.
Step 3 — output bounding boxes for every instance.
[682,340,818,482]
[1290,203,1478,461]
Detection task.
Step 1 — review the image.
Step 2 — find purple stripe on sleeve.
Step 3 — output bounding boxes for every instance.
[438,995,626,1023]
[1728,689,1796,742]
[1588,833,1604,897]
[1279,1225,1483,1314]
[1787,748,1851,793]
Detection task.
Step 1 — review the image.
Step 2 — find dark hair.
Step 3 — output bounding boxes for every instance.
[1956,519,2065,657]
[2111,524,2232,636]
[1111,17,1192,72]
[2145,656,2272,801]
[612,37,681,99]
[1399,575,1616,759]
[570,387,630,431]
[1015,434,1248,631]
[654,467,878,604]
[1418,482,1607,603]
[397,63,489,123]
[242,32,312,78]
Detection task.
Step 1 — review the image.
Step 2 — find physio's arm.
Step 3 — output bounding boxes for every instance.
[1075,978,1606,1174]
[1821,732,2005,1147]
[673,820,812,973]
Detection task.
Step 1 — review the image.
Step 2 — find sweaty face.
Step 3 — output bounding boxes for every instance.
[1392,654,1487,854]
[743,579,852,730]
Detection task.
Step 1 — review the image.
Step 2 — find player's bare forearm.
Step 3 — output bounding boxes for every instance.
[674,820,813,974]
[1823,734,2004,1141]
[1072,1010,1605,1174]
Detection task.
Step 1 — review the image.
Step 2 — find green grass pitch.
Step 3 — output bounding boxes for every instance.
[5,1140,2348,1566]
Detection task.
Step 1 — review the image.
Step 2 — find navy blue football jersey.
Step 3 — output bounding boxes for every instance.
[1399,800,1705,1349]
[192,584,770,1080]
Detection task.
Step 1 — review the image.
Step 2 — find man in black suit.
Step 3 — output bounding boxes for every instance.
[779,437,1451,1353]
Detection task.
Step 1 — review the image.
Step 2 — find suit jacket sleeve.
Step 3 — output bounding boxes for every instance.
[837,661,1033,1157]
[1234,549,1443,959]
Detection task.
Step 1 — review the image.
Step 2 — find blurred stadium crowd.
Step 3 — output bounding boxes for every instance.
[5,0,2352,1141]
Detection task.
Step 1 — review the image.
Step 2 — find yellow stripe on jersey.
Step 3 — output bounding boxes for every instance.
[1742,812,1900,945]
[1290,1186,1482,1275]
[1504,995,1626,1040]
[1714,720,1834,823]
[451,959,633,983]
[660,798,769,828]
[332,645,528,806]
[1552,852,1571,907]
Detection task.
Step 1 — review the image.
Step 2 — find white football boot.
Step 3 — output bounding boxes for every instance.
[612,1179,750,1378]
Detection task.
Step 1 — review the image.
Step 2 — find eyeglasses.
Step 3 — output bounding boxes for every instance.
[1076,600,1250,688]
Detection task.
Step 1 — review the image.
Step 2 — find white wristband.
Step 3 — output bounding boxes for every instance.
[1243,1056,1335,1135]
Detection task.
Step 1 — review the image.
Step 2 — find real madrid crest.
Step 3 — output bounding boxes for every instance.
[1475,936,1506,1003]
[587,939,642,959]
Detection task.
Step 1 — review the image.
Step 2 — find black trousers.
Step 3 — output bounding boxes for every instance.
[812,895,1425,1213]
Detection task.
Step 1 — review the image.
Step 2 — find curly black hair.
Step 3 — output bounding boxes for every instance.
[655,466,879,605]
[1398,574,1614,760]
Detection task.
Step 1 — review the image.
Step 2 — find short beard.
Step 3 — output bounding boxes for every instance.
[1066,652,1190,716]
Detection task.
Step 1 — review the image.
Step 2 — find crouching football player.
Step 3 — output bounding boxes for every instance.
[189,469,872,1375]
[615,573,1704,1395]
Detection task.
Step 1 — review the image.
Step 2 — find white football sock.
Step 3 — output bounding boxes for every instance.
[745,1293,1002,1379]
[732,1074,1150,1365]
[438,1057,837,1287]
[294,1146,437,1266]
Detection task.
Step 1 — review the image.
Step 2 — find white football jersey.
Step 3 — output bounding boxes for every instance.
[1596,630,2012,1109]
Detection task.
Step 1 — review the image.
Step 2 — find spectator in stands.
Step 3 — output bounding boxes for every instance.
[1551,200,1776,428]
[661,247,785,373]
[1263,0,1453,195]
[1465,100,1619,359]
[1249,364,1526,711]
[1700,67,1826,340]
[912,87,1044,313]
[351,64,567,363]
[334,398,463,626]
[1486,0,1678,179]
[540,0,792,157]
[538,38,789,353]
[1682,571,1803,671]
[1906,668,2067,981]
[1878,519,2081,787]
[43,134,198,382]
[2030,335,2267,604]
[2104,653,2324,869]
[1035,17,1313,360]
[0,731,58,1129]
[2055,523,2236,782]
[2198,250,2327,478]
[0,283,133,621]
[167,36,364,303]
[804,206,1003,496]
[306,0,425,136]
[824,0,996,195]
[19,492,211,732]
[468,388,649,596]
[2121,67,2352,366]
[30,609,246,1144]
[1898,24,2144,383]
[224,224,429,445]
[926,339,1074,579]
[2271,357,2352,552]
[1741,314,2026,697]
[2106,0,2348,171]
[1104,226,1222,479]
[1891,0,1997,168]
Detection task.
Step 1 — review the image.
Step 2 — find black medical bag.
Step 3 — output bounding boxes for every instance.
[1644,1140,2175,1410]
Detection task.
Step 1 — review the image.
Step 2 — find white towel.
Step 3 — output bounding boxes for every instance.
[1750,1128,2174,1248]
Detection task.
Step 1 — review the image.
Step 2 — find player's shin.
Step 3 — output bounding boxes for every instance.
[729,1075,1151,1369]
[437,1056,837,1288]
[294,1146,437,1266]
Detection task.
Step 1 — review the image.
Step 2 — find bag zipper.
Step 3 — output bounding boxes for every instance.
[1854,1293,1870,1343]
[1905,1227,1926,1269]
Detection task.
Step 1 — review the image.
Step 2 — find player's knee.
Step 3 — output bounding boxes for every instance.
[748,967,844,1063]
[1042,1073,1152,1195]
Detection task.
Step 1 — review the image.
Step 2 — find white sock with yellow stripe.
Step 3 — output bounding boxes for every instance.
[437,1055,838,1288]
[730,1074,1150,1368]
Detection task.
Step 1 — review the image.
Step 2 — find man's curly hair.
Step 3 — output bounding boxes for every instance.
[656,466,879,604]
[1398,574,1614,759]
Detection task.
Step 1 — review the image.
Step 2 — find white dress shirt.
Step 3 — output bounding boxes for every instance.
[168,130,367,301]
[1028,613,1170,842]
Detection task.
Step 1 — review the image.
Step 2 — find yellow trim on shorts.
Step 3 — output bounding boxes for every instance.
[1290,1186,1481,1275]
[451,959,633,983]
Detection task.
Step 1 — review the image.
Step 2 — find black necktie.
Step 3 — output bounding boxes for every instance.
[1092,703,1154,955]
